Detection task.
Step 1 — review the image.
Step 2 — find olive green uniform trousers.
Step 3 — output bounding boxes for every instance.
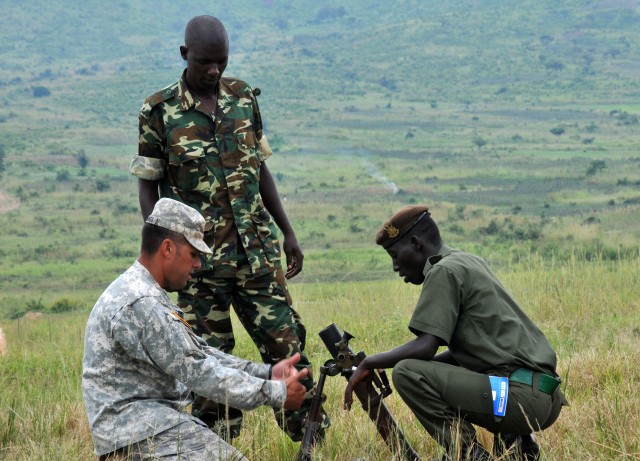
[392,360,566,450]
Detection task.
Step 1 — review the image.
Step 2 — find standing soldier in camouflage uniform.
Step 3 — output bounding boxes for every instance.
[82,198,310,460]
[129,15,328,441]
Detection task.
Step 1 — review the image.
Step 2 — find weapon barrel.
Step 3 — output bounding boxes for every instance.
[319,323,343,358]
[320,324,421,461]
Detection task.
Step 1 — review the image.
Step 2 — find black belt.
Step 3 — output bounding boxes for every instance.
[510,368,561,395]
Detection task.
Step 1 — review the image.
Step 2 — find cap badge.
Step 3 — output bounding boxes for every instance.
[385,224,400,238]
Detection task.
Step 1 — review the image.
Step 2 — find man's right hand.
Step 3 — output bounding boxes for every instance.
[272,353,310,410]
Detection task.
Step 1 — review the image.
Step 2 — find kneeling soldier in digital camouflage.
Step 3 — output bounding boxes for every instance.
[82,198,309,460]
[344,205,568,461]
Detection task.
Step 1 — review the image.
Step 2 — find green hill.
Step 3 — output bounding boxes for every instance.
[0,0,639,317]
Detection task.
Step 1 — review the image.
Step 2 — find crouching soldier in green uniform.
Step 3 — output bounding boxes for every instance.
[344,205,567,461]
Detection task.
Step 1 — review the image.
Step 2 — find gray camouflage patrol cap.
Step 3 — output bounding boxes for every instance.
[146,198,212,255]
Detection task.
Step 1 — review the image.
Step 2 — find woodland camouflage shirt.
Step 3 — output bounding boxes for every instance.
[82,261,285,455]
[130,72,280,277]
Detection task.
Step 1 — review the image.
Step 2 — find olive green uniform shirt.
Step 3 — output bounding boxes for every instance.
[409,245,557,376]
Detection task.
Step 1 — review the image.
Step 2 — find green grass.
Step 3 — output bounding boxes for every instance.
[1,254,639,460]
[1,1,640,457]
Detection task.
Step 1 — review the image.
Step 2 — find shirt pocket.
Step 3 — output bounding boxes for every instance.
[238,132,263,183]
[166,146,207,192]
[251,209,280,262]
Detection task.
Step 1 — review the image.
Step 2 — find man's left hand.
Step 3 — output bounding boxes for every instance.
[271,352,307,380]
[283,236,304,279]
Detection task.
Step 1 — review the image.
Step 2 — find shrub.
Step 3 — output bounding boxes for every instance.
[586,160,606,176]
[472,135,487,151]
[50,298,84,313]
[32,86,51,97]
[77,150,89,169]
[95,178,111,191]
[56,169,70,181]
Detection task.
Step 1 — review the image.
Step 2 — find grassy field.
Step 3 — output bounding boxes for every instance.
[1,254,638,460]
[2,1,640,318]
[1,1,639,459]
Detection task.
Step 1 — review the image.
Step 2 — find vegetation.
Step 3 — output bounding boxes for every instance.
[1,255,639,460]
[0,0,639,459]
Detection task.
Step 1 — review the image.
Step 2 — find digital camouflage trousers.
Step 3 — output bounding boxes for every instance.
[178,253,329,442]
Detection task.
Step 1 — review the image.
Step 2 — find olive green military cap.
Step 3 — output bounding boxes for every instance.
[375,205,430,249]
[146,198,213,255]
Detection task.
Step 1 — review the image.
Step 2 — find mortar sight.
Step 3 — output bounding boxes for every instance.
[319,323,354,358]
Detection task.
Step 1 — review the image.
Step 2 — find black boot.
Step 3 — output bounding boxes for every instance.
[493,433,520,460]
[520,434,540,461]
[431,440,491,461]
[461,441,492,460]
[493,433,540,461]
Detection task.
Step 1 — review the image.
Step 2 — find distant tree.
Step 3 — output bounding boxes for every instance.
[77,150,89,168]
[273,18,288,30]
[316,6,346,22]
[16,185,27,202]
[32,86,51,98]
[77,150,89,176]
[95,178,111,192]
[38,68,53,80]
[379,77,396,90]
[0,144,5,178]
[585,122,598,133]
[56,169,70,181]
[545,60,564,71]
[550,126,565,136]
[480,219,500,235]
[586,160,607,176]
[472,135,487,152]
[539,35,554,45]
[610,110,639,126]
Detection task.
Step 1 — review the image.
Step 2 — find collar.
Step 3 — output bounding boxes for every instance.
[132,260,168,298]
[423,244,455,275]
[177,70,237,115]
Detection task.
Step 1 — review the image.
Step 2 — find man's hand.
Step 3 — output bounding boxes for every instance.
[344,362,371,411]
[272,353,310,410]
[258,163,304,279]
[283,234,304,279]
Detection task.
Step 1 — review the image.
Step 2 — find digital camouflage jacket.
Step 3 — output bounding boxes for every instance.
[82,261,285,455]
[130,72,281,277]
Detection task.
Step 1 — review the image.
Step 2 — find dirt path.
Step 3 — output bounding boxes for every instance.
[0,191,19,213]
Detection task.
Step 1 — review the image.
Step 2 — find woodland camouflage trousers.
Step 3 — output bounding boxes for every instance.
[178,251,329,442]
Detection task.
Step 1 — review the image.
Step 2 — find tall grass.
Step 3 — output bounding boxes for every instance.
[0,254,638,460]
